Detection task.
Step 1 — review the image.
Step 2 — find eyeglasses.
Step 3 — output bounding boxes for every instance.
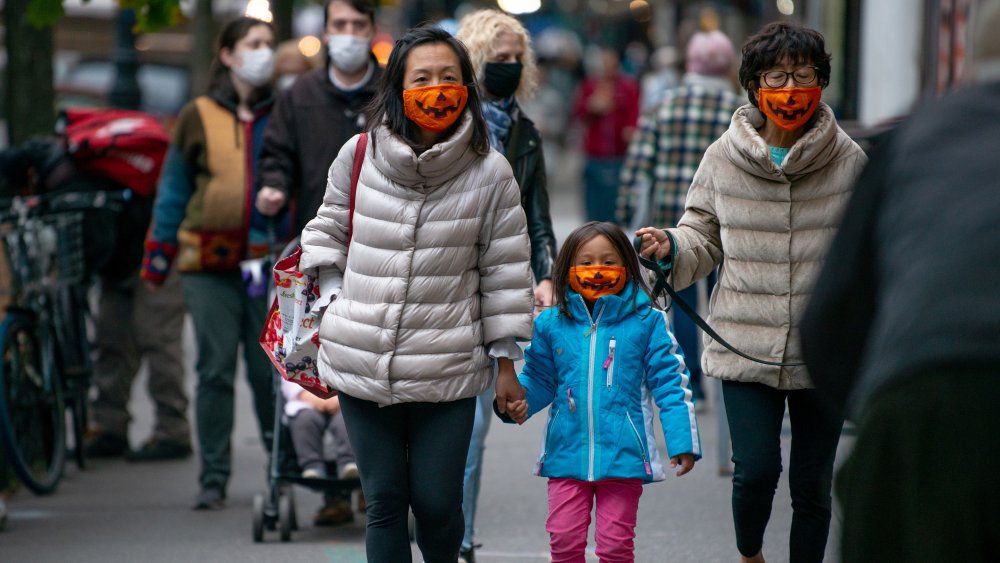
[760,66,819,88]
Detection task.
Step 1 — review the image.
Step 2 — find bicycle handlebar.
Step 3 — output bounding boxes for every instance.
[0,189,133,224]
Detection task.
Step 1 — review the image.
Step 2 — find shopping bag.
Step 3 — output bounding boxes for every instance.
[259,248,335,399]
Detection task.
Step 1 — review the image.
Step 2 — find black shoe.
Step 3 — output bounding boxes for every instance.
[126,438,192,462]
[192,487,226,511]
[83,432,130,458]
[459,546,476,563]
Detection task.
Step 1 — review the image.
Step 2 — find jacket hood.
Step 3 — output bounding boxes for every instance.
[565,282,654,325]
[722,102,855,180]
[370,112,482,189]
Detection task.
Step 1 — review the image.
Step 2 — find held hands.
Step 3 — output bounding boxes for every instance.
[634,227,672,262]
[670,453,696,477]
[495,358,527,423]
[256,187,287,217]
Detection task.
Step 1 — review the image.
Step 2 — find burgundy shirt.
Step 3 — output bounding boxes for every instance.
[573,74,640,158]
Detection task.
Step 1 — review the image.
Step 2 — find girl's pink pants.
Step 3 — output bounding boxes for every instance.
[546,477,644,563]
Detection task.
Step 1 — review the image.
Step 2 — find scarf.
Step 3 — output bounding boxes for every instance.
[481,95,518,154]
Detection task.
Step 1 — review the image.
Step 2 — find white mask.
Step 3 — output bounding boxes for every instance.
[327,34,371,74]
[233,47,275,87]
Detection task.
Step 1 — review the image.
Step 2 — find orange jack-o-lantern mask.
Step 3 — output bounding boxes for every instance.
[402,84,468,132]
[569,266,627,302]
[757,86,821,132]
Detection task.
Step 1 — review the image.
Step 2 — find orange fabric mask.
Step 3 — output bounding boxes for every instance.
[569,266,627,302]
[402,84,468,132]
[757,86,822,132]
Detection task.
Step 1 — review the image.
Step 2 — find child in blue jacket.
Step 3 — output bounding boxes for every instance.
[499,221,701,562]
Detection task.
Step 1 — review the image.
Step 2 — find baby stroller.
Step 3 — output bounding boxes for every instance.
[251,236,363,543]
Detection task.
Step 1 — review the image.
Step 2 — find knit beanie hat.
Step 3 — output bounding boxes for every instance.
[686,30,736,77]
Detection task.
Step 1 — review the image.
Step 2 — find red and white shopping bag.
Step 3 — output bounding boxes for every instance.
[259,248,335,399]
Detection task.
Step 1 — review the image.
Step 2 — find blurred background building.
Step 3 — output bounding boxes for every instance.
[0,0,984,147]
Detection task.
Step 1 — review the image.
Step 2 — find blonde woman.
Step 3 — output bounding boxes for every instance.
[455,11,557,562]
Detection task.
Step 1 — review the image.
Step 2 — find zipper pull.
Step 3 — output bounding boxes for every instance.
[567,387,576,413]
[603,337,616,369]
[584,322,596,337]
[644,461,652,476]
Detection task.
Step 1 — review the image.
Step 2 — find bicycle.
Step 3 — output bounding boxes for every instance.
[0,189,129,494]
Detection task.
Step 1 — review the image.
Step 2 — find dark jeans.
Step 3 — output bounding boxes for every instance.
[584,158,623,223]
[722,380,844,562]
[339,393,476,563]
[838,371,1000,563]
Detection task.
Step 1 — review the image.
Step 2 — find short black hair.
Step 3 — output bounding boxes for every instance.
[323,0,376,28]
[739,21,832,107]
[364,25,490,155]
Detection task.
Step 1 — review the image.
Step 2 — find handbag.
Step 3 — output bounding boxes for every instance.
[258,133,368,398]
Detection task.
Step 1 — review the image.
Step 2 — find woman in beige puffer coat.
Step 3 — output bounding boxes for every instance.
[638,22,867,563]
[298,27,533,563]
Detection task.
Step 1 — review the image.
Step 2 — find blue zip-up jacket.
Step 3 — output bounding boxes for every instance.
[520,283,701,483]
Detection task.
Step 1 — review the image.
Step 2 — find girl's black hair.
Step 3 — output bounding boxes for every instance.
[739,21,832,107]
[552,221,654,320]
[364,25,490,155]
[207,17,276,107]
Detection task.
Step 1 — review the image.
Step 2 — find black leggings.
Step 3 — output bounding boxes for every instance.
[339,393,476,563]
[722,381,844,563]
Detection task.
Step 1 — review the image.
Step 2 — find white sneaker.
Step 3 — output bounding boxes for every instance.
[301,467,326,479]
[338,462,359,480]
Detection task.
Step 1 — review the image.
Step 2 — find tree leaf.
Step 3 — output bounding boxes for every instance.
[26,0,66,28]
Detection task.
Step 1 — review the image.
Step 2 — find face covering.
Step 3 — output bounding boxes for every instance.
[757,86,822,132]
[233,47,275,87]
[569,265,627,302]
[402,84,468,132]
[483,62,523,99]
[327,34,372,74]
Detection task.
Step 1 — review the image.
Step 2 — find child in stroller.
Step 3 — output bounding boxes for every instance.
[280,377,360,525]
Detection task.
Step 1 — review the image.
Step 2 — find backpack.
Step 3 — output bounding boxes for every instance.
[56,108,171,197]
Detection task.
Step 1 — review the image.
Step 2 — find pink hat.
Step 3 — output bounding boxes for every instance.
[686,30,736,77]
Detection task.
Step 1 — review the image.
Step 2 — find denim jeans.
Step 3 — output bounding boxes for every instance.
[669,271,717,401]
[461,386,495,550]
[583,158,624,223]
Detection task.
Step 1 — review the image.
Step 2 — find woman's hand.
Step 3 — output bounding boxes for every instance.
[534,280,554,315]
[634,227,672,261]
[495,358,526,416]
[670,453,696,477]
[256,187,287,216]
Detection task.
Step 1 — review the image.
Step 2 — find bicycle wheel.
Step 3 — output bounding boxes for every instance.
[54,287,91,470]
[0,314,66,494]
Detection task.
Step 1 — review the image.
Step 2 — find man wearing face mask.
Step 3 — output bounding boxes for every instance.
[455,11,558,563]
[256,0,382,235]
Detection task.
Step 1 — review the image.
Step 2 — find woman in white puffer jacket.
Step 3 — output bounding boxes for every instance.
[298,26,533,563]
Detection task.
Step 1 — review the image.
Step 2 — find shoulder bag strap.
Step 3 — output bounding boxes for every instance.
[346,132,367,247]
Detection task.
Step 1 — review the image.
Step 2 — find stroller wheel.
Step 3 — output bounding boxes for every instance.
[278,492,294,542]
[252,493,265,542]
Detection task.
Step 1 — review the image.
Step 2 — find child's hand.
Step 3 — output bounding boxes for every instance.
[508,399,529,424]
[670,453,696,477]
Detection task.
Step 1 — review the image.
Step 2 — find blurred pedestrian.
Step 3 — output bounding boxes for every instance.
[454,10,558,561]
[257,0,382,236]
[639,45,680,114]
[298,26,534,562]
[499,222,700,563]
[636,21,866,563]
[256,0,381,525]
[573,46,640,223]
[273,40,316,91]
[801,4,1000,561]
[141,16,289,511]
[618,30,740,408]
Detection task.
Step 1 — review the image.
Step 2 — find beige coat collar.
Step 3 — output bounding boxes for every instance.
[371,112,480,190]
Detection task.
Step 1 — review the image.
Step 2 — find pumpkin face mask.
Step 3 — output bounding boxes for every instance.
[402,84,468,132]
[757,86,822,132]
[569,266,627,302]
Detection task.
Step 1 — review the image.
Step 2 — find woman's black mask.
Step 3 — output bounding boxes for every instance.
[483,62,523,99]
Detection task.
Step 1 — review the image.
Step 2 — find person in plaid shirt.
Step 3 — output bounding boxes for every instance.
[617,29,740,405]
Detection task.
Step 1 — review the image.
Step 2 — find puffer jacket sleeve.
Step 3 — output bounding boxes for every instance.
[667,169,724,290]
[298,135,356,276]
[645,309,702,460]
[518,314,558,420]
[478,172,535,345]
